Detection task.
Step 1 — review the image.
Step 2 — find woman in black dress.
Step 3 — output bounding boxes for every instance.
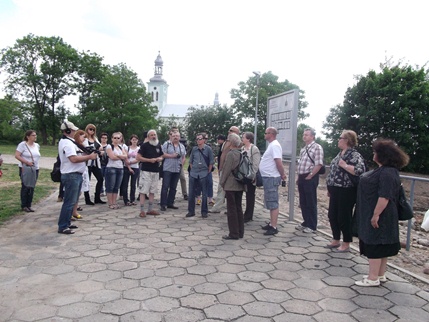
[355,139,409,287]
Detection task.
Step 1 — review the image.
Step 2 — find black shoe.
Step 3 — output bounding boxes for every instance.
[160,206,167,211]
[261,222,271,230]
[202,213,208,218]
[85,200,95,206]
[244,218,253,223]
[183,194,188,200]
[239,235,244,239]
[22,207,31,212]
[222,235,239,240]
[68,225,78,229]
[167,205,179,209]
[185,213,195,217]
[58,228,75,234]
[264,226,278,236]
[95,200,106,204]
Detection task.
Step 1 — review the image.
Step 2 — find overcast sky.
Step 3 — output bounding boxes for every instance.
[1,0,428,136]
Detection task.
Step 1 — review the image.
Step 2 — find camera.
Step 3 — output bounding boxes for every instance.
[85,146,101,156]
[176,153,181,159]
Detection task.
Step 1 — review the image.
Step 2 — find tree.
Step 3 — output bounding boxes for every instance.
[230,71,309,148]
[0,34,79,144]
[75,51,108,115]
[183,104,240,150]
[77,63,158,139]
[0,96,25,143]
[323,63,429,173]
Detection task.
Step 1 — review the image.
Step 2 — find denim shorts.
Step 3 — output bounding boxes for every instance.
[262,176,281,210]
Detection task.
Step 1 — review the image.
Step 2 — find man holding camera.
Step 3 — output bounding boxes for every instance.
[160,131,186,211]
[58,121,97,234]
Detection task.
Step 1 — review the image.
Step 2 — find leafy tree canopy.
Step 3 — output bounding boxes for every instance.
[323,61,429,173]
[230,71,309,148]
[74,63,157,140]
[184,104,240,149]
[0,34,79,145]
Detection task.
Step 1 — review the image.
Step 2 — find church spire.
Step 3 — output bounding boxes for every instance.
[214,92,220,106]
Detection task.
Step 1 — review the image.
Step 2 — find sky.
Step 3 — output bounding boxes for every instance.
[0,0,428,136]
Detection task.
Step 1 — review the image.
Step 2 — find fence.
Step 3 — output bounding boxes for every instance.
[401,175,429,251]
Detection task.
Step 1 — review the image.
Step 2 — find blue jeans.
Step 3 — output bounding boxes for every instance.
[298,174,319,230]
[188,175,208,215]
[105,167,124,193]
[161,171,180,206]
[195,172,213,198]
[58,172,83,231]
[120,167,140,204]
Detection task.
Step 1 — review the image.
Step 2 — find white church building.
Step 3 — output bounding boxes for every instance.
[147,52,219,123]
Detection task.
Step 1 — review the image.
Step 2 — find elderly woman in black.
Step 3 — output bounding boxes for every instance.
[355,139,409,287]
[326,130,366,252]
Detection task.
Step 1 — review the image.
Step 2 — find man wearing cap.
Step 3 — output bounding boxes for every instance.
[58,121,97,234]
[209,126,240,214]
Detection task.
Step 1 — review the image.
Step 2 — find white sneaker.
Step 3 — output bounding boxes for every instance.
[295,225,305,231]
[303,227,316,233]
[355,277,380,287]
[363,275,387,283]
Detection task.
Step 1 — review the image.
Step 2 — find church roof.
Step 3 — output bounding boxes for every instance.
[159,104,191,119]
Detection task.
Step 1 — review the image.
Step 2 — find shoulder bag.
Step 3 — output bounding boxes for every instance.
[398,184,414,221]
[305,146,325,175]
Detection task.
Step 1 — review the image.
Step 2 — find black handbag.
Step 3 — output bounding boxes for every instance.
[398,185,413,221]
[255,170,263,187]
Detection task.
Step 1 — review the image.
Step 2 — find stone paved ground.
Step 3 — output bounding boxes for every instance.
[1,187,429,321]
[0,155,429,321]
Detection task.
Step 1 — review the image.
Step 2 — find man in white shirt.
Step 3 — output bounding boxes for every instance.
[259,127,287,236]
[58,121,97,234]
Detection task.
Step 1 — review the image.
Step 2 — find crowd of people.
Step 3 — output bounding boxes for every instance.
[12,121,411,288]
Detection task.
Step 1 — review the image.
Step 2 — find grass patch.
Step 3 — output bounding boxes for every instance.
[0,163,58,224]
[0,144,59,158]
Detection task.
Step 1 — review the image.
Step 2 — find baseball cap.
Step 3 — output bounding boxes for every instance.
[60,121,79,131]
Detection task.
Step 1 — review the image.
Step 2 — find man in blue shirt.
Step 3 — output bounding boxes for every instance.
[186,133,214,218]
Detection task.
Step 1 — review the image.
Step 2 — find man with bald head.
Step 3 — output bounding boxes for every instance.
[209,126,240,214]
[260,127,287,236]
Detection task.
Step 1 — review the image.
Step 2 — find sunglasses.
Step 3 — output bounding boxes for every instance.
[88,128,95,131]
[196,138,204,141]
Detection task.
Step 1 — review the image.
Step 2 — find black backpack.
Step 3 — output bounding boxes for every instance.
[50,155,62,182]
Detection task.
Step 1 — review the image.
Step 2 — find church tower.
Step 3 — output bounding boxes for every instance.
[214,92,220,106]
[147,51,169,115]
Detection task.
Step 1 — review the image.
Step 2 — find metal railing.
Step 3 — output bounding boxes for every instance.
[400,175,429,251]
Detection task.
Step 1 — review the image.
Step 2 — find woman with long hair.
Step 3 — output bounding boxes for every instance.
[241,132,261,223]
[355,138,409,287]
[15,130,41,212]
[83,124,106,205]
[99,132,109,196]
[105,132,128,209]
[120,134,140,206]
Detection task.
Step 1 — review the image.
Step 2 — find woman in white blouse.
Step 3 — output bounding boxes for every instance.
[15,130,41,212]
[105,132,128,209]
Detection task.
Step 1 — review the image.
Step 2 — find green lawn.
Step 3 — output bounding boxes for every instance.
[0,144,59,158]
[0,163,57,224]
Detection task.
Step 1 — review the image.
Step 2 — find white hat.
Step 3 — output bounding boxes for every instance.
[60,121,79,131]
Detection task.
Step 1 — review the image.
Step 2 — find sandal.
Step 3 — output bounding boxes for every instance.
[126,202,132,206]
[72,213,83,219]
[108,205,116,209]
[77,207,83,211]
[354,277,380,287]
